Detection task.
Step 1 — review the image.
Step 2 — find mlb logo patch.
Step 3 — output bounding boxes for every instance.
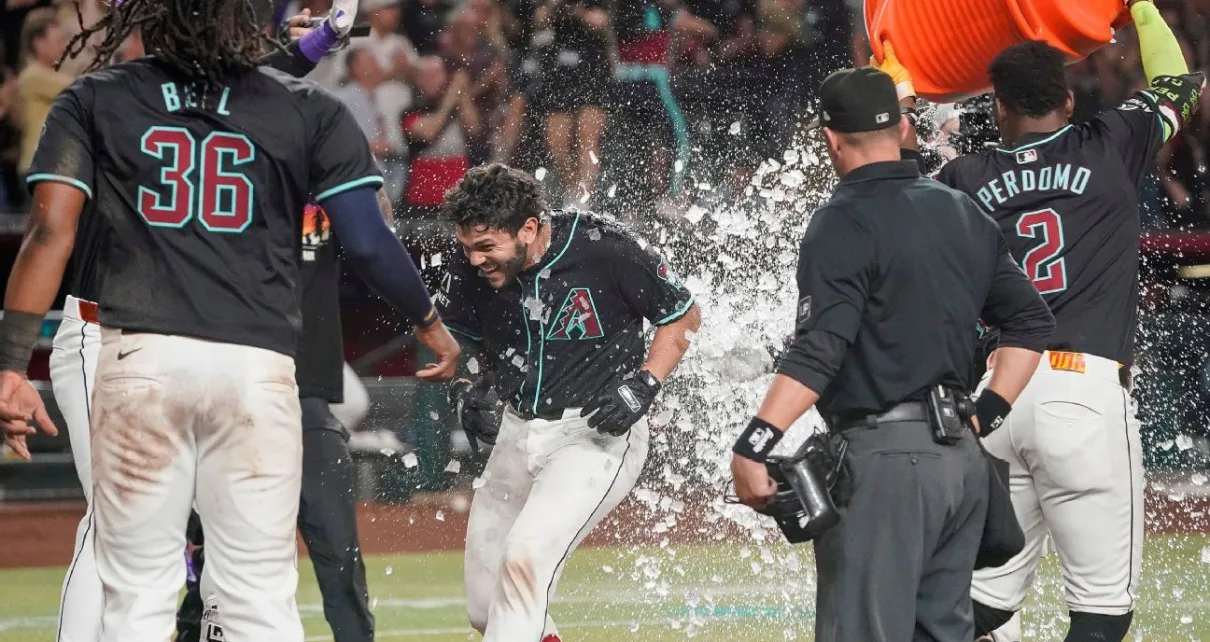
[876,112,891,124]
[1015,149,1038,165]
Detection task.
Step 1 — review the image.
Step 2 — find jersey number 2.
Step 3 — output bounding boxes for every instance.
[139,126,255,232]
[1016,208,1068,295]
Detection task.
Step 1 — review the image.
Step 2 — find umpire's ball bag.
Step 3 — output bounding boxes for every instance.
[974,439,1025,569]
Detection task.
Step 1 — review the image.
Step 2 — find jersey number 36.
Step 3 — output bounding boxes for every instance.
[138,125,254,233]
[1016,208,1068,295]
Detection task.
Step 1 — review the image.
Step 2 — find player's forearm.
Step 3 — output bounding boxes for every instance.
[259,40,319,78]
[322,187,437,326]
[1133,1,1187,82]
[983,346,1041,406]
[642,303,700,382]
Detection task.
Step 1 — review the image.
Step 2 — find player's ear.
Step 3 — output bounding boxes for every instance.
[1063,90,1075,120]
[821,128,841,155]
[517,217,539,244]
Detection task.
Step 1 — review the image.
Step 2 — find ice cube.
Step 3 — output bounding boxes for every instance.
[402,452,419,468]
[1201,546,1210,564]
[430,253,442,267]
[783,150,800,165]
[780,170,805,188]
[445,460,461,474]
[429,411,439,421]
[511,355,526,369]
[590,150,599,165]
[728,121,741,135]
[675,160,684,173]
[685,205,707,224]
[608,184,617,198]
[1181,615,1193,625]
[1193,473,1208,485]
[534,167,547,181]
[435,510,445,521]
[587,228,602,241]
[468,358,480,374]
[1176,434,1194,451]
[602,565,614,573]
[472,476,486,489]
[385,565,393,576]
[1159,440,1175,451]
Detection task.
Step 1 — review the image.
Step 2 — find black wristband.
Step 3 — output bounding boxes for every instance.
[975,389,1012,436]
[417,307,440,328]
[732,417,784,462]
[0,310,43,373]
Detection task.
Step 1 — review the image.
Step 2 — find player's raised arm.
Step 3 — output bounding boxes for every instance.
[308,88,458,381]
[260,0,361,77]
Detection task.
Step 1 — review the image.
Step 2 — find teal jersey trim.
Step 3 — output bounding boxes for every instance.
[654,293,696,326]
[530,211,583,413]
[314,175,385,202]
[448,326,484,342]
[25,173,93,200]
[995,125,1073,154]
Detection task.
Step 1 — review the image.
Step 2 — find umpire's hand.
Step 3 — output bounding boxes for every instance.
[731,454,777,510]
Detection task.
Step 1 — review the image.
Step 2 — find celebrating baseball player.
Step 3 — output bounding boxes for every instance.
[890,1,1205,640]
[0,0,459,639]
[436,164,700,642]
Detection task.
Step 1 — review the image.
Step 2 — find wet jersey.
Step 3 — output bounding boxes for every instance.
[437,210,696,417]
[27,57,382,357]
[936,76,1202,365]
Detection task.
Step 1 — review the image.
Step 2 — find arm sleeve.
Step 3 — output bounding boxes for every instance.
[307,92,385,202]
[1134,0,1187,83]
[321,186,437,326]
[791,206,874,342]
[259,40,319,78]
[775,329,849,395]
[605,229,697,325]
[981,228,1055,352]
[434,261,485,342]
[25,78,95,200]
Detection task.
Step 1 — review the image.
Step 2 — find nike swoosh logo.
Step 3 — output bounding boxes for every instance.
[117,348,142,361]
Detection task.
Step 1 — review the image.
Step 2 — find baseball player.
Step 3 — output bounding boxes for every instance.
[891,2,1205,639]
[437,164,701,642]
[177,200,386,642]
[17,8,366,641]
[0,0,459,638]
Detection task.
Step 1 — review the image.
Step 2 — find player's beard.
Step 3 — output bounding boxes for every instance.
[482,239,530,288]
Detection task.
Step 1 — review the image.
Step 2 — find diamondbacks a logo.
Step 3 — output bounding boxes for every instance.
[547,288,604,340]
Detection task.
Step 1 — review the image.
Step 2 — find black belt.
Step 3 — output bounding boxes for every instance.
[508,404,571,421]
[828,400,931,432]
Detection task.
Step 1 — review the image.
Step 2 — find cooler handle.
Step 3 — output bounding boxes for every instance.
[1007,0,1045,40]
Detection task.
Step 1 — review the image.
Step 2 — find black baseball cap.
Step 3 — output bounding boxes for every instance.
[807,67,901,133]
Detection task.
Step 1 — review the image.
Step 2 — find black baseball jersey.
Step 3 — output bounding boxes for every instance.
[296,203,344,402]
[27,58,382,357]
[936,76,1202,365]
[437,210,696,418]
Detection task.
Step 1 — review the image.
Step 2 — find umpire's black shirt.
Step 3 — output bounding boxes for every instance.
[437,210,696,418]
[776,160,1054,418]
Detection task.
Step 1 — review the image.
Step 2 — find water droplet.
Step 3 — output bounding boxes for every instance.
[435,510,445,521]
[385,565,393,575]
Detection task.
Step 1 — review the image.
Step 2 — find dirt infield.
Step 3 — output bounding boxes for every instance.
[2,483,1208,569]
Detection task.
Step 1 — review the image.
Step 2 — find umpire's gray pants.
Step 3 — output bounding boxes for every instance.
[812,420,988,642]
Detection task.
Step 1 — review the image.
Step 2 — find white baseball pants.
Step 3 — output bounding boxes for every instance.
[90,327,304,642]
[464,407,649,642]
[50,295,103,642]
[972,351,1144,617]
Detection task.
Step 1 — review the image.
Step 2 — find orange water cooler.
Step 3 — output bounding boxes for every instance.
[866,0,1134,102]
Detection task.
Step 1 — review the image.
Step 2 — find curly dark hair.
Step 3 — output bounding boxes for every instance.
[59,0,276,90]
[441,164,549,234]
[988,41,1070,117]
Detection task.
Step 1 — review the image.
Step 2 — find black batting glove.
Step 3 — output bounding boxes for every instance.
[582,370,661,436]
[448,376,501,453]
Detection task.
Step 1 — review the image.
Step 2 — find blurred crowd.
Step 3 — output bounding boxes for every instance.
[0,0,864,217]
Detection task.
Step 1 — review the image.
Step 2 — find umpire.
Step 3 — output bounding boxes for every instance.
[729,67,1055,641]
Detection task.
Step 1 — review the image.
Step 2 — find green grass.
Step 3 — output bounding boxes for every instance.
[2,536,1209,641]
